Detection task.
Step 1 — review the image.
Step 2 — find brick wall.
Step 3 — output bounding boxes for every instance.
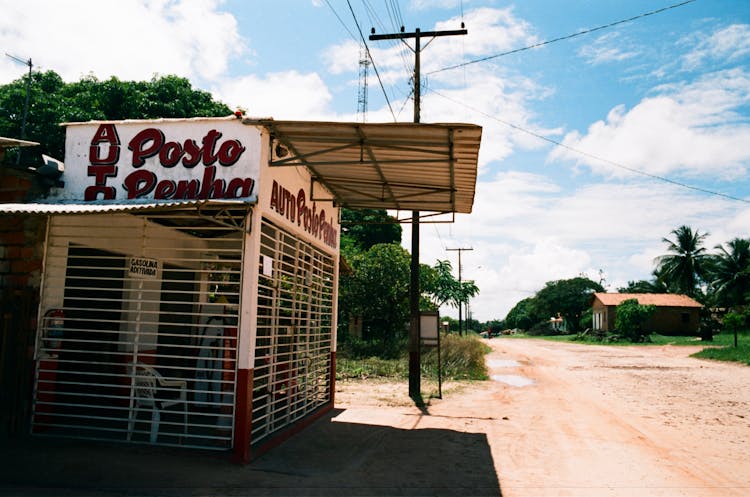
[1,168,47,435]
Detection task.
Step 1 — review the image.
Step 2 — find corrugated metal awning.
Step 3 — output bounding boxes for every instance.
[0,198,255,215]
[245,119,482,214]
[0,198,256,238]
[0,136,39,148]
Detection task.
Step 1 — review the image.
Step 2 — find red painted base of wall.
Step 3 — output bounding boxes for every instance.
[250,402,334,460]
[233,351,337,464]
[232,368,253,464]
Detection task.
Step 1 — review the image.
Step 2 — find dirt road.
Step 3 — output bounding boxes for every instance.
[340,338,750,496]
[3,338,749,497]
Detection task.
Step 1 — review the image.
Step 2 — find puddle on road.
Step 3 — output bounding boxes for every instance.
[487,359,521,368]
[491,374,534,387]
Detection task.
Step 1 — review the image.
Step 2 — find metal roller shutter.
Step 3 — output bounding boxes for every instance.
[251,218,334,444]
[33,209,245,450]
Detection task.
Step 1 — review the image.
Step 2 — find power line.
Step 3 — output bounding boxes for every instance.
[429,87,750,204]
[323,0,359,42]
[428,0,697,75]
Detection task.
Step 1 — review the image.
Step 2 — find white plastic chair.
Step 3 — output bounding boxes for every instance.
[127,363,187,443]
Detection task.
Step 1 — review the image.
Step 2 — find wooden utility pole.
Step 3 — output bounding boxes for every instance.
[447,247,473,335]
[370,25,467,399]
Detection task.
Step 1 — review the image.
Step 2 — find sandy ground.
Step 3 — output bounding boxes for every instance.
[337,338,750,496]
[2,338,748,497]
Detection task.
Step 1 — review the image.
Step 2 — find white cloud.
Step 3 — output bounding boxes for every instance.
[0,0,244,84]
[682,24,750,70]
[578,32,639,66]
[213,71,333,119]
[549,68,750,179]
[412,169,743,322]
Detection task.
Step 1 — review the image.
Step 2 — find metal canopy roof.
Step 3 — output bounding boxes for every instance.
[246,119,482,214]
[0,136,39,148]
[0,198,255,238]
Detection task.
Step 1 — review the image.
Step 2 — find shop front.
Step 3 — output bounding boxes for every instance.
[1,116,481,462]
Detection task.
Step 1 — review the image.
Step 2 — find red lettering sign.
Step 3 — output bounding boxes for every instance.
[270,180,337,249]
[83,124,255,202]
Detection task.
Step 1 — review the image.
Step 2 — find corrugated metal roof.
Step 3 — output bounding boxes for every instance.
[0,197,256,215]
[246,119,482,214]
[0,136,39,148]
[593,292,703,308]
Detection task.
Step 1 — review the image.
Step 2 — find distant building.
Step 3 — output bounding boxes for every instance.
[591,293,703,335]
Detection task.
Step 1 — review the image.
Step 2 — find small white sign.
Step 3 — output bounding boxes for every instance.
[262,255,274,277]
[129,257,160,279]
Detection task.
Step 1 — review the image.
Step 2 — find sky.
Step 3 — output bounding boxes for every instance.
[1,0,749,322]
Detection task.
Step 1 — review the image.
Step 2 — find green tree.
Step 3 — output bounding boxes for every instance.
[618,272,670,294]
[655,225,711,300]
[338,243,411,342]
[0,70,232,160]
[710,238,750,309]
[340,208,402,255]
[615,298,656,343]
[532,277,604,332]
[505,297,538,330]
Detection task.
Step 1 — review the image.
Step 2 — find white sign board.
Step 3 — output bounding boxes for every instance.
[420,311,440,346]
[56,118,261,203]
[128,257,160,279]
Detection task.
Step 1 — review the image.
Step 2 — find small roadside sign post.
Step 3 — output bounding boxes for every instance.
[420,311,442,399]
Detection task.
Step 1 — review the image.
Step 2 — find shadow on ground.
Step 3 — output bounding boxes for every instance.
[0,409,502,497]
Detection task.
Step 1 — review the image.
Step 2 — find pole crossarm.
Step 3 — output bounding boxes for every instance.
[369,29,468,41]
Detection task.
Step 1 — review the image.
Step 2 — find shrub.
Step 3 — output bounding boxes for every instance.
[615,299,656,343]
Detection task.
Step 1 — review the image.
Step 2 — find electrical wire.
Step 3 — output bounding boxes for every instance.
[428,86,750,204]
[324,0,359,42]
[428,0,697,75]
[347,0,398,121]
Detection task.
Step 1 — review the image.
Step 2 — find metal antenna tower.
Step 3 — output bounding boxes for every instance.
[357,43,370,122]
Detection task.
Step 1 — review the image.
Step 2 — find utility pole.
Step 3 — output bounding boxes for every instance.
[5,54,33,140]
[370,25,467,399]
[447,247,473,335]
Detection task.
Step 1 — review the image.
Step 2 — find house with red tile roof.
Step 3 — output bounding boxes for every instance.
[591,293,703,335]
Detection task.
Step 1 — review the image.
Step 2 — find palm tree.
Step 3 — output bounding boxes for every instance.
[654,225,711,299]
[710,238,750,309]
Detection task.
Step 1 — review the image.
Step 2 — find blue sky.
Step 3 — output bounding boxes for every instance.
[2,0,749,321]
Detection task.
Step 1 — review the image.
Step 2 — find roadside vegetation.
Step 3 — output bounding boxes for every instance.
[335,207,495,382]
[337,333,490,381]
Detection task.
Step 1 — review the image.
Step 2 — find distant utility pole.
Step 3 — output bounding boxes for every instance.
[370,25,467,399]
[447,247,473,335]
[5,53,33,139]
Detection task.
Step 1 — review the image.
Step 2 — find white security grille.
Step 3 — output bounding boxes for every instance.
[32,210,246,450]
[251,218,334,444]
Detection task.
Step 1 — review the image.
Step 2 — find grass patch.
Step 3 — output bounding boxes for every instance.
[692,343,750,365]
[336,333,491,381]
[531,332,744,347]
[422,333,490,380]
[336,356,408,380]
[516,330,750,367]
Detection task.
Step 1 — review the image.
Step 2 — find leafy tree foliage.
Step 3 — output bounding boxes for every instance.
[339,209,402,255]
[709,238,750,309]
[504,297,537,330]
[532,277,604,332]
[618,273,670,294]
[338,243,411,342]
[615,298,656,342]
[420,259,478,312]
[0,70,232,160]
[655,225,712,300]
